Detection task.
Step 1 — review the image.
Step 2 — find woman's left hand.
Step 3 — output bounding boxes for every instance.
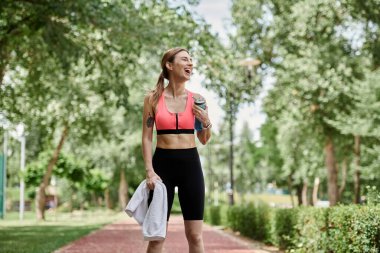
[192,104,210,127]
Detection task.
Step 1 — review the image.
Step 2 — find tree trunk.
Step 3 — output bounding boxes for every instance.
[325,135,338,206]
[119,169,128,210]
[97,196,103,207]
[0,44,9,87]
[301,180,308,206]
[35,125,69,220]
[35,186,46,220]
[353,135,361,204]
[68,190,73,212]
[338,158,348,201]
[288,175,295,207]
[91,192,97,206]
[296,184,303,206]
[104,188,112,209]
[312,177,320,206]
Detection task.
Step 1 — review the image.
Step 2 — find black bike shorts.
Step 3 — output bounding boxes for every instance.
[148,147,205,221]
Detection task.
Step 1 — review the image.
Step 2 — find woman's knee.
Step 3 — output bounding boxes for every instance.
[186,232,203,245]
[148,240,165,250]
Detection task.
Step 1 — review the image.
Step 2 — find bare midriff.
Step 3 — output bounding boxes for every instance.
[157,134,196,149]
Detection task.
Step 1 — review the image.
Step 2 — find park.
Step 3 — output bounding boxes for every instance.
[1,0,380,252]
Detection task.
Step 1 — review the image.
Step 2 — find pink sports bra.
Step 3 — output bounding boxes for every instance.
[155,90,195,135]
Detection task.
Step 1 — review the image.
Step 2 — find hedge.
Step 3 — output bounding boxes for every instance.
[209,203,380,253]
[226,202,273,243]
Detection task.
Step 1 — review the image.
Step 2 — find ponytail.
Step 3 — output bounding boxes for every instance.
[150,72,165,107]
[148,47,189,107]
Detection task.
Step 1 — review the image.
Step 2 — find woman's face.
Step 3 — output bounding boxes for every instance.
[167,51,193,81]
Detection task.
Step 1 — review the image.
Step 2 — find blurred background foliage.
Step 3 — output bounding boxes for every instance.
[1,0,380,220]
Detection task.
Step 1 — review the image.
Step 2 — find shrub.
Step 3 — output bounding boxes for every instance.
[255,202,273,243]
[203,205,209,222]
[274,208,299,250]
[227,205,242,231]
[227,202,274,242]
[240,203,257,238]
[208,205,222,225]
[290,207,328,253]
[219,204,229,226]
[225,203,380,252]
[227,203,256,237]
[327,205,380,253]
[366,186,380,205]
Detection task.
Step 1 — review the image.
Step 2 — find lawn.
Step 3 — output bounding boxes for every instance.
[209,192,293,207]
[0,209,123,253]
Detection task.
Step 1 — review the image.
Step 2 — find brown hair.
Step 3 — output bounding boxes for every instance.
[149,47,189,107]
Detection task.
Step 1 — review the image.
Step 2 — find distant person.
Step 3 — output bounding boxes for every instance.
[142,47,212,253]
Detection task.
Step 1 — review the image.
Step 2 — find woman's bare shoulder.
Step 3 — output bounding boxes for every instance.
[186,88,202,98]
[191,91,205,101]
[144,92,154,103]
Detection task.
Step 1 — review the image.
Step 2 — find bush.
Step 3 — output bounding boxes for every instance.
[226,204,380,253]
[227,204,256,237]
[255,202,273,243]
[227,205,241,231]
[274,208,299,249]
[366,186,380,205]
[208,205,222,225]
[219,204,229,226]
[240,204,257,238]
[327,205,380,253]
[227,202,274,242]
[290,207,328,253]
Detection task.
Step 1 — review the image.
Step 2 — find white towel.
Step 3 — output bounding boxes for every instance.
[125,180,148,225]
[125,180,168,241]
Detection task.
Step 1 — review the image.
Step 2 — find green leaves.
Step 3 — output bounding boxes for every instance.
[230,0,380,201]
[1,0,222,209]
[25,151,89,187]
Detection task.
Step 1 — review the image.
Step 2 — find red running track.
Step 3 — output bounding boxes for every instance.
[55,215,279,253]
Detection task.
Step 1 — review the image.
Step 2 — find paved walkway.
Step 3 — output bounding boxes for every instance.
[55,215,281,253]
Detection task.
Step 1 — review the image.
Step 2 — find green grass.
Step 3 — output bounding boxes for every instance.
[240,193,293,206]
[211,192,293,207]
[0,209,123,253]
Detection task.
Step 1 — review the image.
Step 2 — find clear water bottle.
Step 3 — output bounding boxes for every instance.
[194,97,206,131]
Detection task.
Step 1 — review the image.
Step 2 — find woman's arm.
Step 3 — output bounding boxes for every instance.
[142,94,161,189]
[192,94,212,145]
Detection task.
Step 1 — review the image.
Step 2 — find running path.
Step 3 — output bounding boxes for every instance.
[55,215,281,253]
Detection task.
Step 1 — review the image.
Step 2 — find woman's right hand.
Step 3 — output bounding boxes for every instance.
[146,169,161,190]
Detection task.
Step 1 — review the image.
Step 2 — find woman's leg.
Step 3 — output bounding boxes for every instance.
[146,222,170,253]
[177,148,205,253]
[146,240,165,253]
[146,183,174,253]
[184,220,204,253]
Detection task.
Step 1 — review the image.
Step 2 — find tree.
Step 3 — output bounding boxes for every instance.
[230,0,378,206]
[203,41,263,205]
[327,70,380,202]
[1,0,220,218]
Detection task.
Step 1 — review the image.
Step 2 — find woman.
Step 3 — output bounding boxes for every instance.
[142,47,212,253]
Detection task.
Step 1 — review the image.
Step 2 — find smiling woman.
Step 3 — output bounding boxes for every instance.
[141,47,212,253]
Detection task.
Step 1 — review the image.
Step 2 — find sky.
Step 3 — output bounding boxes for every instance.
[185,0,269,141]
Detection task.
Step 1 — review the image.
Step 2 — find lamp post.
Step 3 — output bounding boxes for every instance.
[227,96,235,206]
[18,124,26,220]
[9,124,27,220]
[1,122,26,220]
[1,131,7,219]
[227,57,261,206]
[239,57,261,82]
